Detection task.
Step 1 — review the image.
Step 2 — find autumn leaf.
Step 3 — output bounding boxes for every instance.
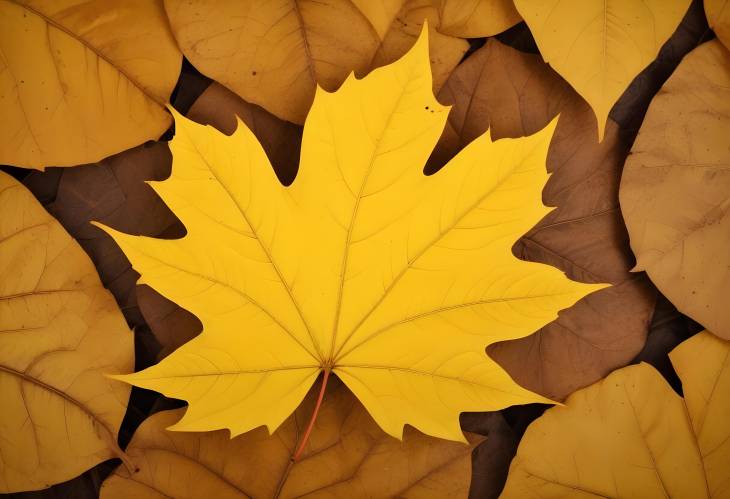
[369,0,469,92]
[608,1,709,133]
[620,40,730,340]
[0,172,134,492]
[0,0,181,169]
[514,0,692,140]
[164,0,467,123]
[427,38,571,170]
[632,294,703,388]
[430,39,656,400]
[100,378,483,498]
[135,82,306,359]
[705,0,730,49]
[96,29,603,443]
[462,411,522,498]
[186,82,304,186]
[501,330,730,498]
[438,0,522,37]
[23,142,185,328]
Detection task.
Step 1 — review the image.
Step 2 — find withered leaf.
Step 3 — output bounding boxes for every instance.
[23,143,184,328]
[164,0,467,123]
[0,173,133,492]
[100,379,484,498]
[620,40,730,340]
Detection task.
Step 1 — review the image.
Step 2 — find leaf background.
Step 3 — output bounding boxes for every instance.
[0,0,717,497]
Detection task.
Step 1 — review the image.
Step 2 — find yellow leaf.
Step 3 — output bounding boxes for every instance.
[164,0,467,124]
[438,0,522,37]
[514,0,691,141]
[99,29,603,442]
[100,378,484,498]
[620,40,730,339]
[0,0,181,169]
[0,172,134,492]
[501,331,730,498]
[705,0,730,50]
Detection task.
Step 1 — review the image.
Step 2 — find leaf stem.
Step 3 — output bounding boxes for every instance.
[273,368,330,498]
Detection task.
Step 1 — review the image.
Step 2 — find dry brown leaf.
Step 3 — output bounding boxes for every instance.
[706,0,730,49]
[350,0,404,37]
[23,142,185,328]
[428,38,570,171]
[100,379,483,498]
[631,294,702,391]
[164,0,390,124]
[501,331,730,498]
[371,0,469,92]
[136,285,201,360]
[461,412,522,499]
[432,39,656,400]
[0,172,133,492]
[609,0,710,133]
[620,40,730,340]
[164,0,467,123]
[0,0,181,168]
[438,0,522,37]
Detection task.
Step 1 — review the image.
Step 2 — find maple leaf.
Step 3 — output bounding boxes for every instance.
[98,29,604,442]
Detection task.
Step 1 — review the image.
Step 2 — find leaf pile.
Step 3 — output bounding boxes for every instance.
[1,0,728,497]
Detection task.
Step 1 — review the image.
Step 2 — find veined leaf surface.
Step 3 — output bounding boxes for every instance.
[0,0,181,168]
[0,173,133,492]
[100,30,603,442]
[514,0,691,140]
[502,331,730,498]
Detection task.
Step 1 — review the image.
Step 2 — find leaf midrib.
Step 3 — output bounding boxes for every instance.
[333,135,546,360]
[178,124,322,360]
[0,363,119,455]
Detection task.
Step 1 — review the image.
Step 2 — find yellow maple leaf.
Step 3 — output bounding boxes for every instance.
[98,29,604,442]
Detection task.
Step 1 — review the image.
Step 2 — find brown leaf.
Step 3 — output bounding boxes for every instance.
[501,331,730,498]
[609,0,710,133]
[100,378,484,498]
[2,464,111,499]
[461,412,521,499]
[136,285,201,360]
[438,0,522,37]
[0,0,181,168]
[428,38,570,172]
[164,0,467,123]
[370,0,469,92]
[23,142,185,329]
[705,0,730,50]
[631,293,703,393]
[620,39,730,340]
[0,173,133,492]
[432,39,657,400]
